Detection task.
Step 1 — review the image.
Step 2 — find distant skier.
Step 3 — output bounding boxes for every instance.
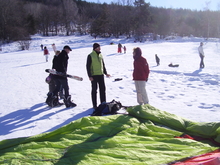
[118,43,122,53]
[40,44,43,50]
[43,46,49,62]
[52,43,56,54]
[198,42,205,68]
[155,54,160,66]
[123,46,126,54]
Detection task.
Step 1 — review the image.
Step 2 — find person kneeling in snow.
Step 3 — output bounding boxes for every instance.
[45,51,64,105]
[46,46,76,108]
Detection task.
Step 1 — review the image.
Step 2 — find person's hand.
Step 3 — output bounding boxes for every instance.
[146,78,148,82]
[106,74,111,78]
[89,77,93,81]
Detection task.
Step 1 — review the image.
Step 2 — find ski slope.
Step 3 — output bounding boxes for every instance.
[0,35,219,141]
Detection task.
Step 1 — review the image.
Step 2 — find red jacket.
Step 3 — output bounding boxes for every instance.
[133,56,150,81]
[44,49,49,55]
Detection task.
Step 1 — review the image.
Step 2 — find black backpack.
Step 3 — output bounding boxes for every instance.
[91,100,123,116]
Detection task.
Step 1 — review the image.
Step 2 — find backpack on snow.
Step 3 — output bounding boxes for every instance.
[91,100,124,116]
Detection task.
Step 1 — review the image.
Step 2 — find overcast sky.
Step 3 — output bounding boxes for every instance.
[86,0,220,11]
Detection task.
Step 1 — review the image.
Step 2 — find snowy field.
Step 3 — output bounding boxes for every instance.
[0,35,219,141]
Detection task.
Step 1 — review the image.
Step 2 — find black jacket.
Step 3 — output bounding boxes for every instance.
[52,50,69,73]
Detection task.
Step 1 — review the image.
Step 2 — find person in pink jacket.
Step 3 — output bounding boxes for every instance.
[133,47,150,105]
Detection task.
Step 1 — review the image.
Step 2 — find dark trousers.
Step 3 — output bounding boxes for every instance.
[49,79,57,93]
[48,79,64,99]
[53,78,69,99]
[91,75,106,108]
[199,54,205,68]
[155,57,160,66]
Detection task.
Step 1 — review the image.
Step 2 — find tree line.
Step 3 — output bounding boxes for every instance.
[0,0,220,44]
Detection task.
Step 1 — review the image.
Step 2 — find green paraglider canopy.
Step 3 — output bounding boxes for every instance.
[0,104,219,164]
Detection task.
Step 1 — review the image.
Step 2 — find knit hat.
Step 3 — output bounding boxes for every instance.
[93,43,100,50]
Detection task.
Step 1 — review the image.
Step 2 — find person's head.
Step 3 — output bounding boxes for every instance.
[44,46,47,49]
[63,45,72,54]
[200,42,203,46]
[93,43,100,51]
[133,47,142,60]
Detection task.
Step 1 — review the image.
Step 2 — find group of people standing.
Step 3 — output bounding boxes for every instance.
[45,42,150,109]
[86,43,149,108]
[44,41,205,109]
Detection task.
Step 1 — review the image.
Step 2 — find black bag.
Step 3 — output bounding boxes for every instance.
[91,100,123,116]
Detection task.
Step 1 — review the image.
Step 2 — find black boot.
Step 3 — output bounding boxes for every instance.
[53,97,64,107]
[46,93,57,107]
[64,95,77,108]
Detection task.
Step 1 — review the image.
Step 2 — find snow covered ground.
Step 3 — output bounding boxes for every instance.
[0,35,219,141]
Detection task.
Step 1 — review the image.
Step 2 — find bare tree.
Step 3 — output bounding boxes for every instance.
[107,3,132,38]
[60,0,78,35]
[204,1,211,38]
[0,0,28,41]
[218,3,220,38]
[23,2,47,35]
[132,0,151,40]
[18,40,31,50]
[117,0,134,6]
[76,7,90,35]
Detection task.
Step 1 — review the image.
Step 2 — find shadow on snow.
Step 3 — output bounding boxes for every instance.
[150,69,219,85]
[0,103,93,137]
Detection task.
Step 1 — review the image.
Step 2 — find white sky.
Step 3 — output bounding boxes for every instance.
[86,0,220,11]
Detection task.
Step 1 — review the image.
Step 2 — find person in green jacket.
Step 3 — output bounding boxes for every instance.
[86,43,110,109]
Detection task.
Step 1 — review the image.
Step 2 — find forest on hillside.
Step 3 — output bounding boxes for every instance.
[0,0,220,44]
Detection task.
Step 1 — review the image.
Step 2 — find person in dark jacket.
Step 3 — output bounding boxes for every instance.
[86,43,110,109]
[41,44,44,50]
[155,54,160,66]
[133,47,150,105]
[46,45,76,108]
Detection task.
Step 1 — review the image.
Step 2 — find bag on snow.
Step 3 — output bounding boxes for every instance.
[91,100,123,116]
